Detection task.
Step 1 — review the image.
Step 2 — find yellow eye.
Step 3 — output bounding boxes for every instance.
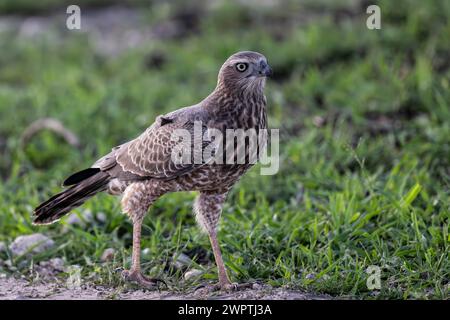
[236,63,248,72]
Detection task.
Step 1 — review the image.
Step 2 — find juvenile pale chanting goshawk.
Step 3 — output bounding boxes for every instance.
[34,51,272,290]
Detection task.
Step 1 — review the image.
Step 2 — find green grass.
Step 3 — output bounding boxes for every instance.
[0,0,449,299]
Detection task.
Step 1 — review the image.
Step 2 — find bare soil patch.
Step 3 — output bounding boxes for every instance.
[0,276,331,300]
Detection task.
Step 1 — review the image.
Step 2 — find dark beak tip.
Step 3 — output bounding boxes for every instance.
[259,60,272,77]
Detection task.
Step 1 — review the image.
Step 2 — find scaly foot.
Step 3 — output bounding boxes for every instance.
[121,269,165,289]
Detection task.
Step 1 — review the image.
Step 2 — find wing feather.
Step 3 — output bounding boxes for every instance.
[115,116,209,179]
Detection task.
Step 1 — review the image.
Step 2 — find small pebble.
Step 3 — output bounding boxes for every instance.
[305,273,315,280]
[252,283,263,290]
[184,269,203,280]
[173,253,193,269]
[96,212,107,223]
[9,234,54,258]
[66,210,93,226]
[101,248,116,262]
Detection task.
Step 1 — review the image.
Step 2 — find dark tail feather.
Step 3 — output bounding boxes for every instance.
[63,167,100,186]
[33,171,110,225]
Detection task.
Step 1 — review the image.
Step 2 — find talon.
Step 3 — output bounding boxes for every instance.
[121,269,130,279]
[194,283,220,293]
[151,277,168,288]
[222,282,238,292]
[121,269,160,289]
[194,283,206,291]
[121,269,132,280]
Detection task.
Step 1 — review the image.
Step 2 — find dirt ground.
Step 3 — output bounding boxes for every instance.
[0,276,331,300]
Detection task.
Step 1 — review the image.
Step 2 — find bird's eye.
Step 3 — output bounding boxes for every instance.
[235,63,248,72]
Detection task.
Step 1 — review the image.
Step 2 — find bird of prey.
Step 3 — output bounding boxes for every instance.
[33,51,272,291]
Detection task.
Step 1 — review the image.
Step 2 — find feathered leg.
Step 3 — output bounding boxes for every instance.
[120,182,162,288]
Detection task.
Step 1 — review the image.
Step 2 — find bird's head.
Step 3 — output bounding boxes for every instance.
[216,51,272,95]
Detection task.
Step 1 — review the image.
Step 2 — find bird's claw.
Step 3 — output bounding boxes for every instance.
[121,269,166,289]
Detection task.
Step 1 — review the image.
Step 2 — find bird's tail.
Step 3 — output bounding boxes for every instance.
[33,169,110,225]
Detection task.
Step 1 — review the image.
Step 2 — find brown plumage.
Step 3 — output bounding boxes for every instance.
[34,51,271,290]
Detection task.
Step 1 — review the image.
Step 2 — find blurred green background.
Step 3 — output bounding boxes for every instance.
[0,0,448,299]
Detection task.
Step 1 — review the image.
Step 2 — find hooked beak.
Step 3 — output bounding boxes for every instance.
[258,60,273,77]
